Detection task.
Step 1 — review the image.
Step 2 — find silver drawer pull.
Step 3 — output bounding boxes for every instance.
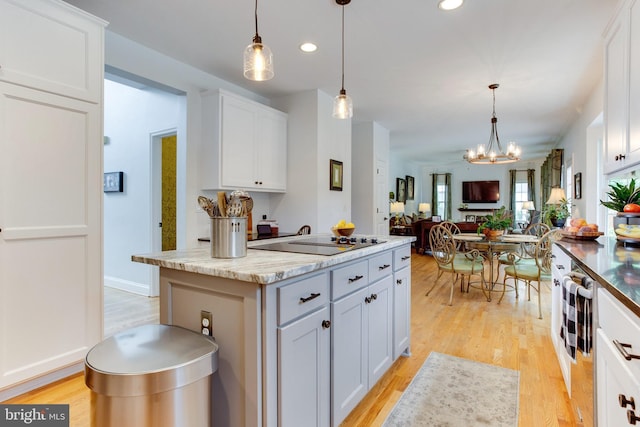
[348,275,364,283]
[300,293,321,303]
[401,255,410,261]
[378,264,391,271]
[614,340,640,361]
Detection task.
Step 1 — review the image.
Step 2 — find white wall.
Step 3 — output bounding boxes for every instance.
[556,79,604,224]
[271,90,351,234]
[103,79,182,295]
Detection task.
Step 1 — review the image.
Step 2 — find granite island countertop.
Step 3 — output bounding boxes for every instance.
[556,236,640,317]
[132,234,415,285]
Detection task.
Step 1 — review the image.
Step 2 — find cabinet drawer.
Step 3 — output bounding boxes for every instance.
[393,245,411,271]
[278,273,329,325]
[598,288,640,379]
[369,252,393,283]
[332,260,369,300]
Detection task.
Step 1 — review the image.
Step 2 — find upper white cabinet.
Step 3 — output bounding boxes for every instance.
[0,0,105,103]
[604,0,640,174]
[201,89,287,192]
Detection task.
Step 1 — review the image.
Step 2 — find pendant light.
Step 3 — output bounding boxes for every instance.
[243,0,274,81]
[464,84,521,164]
[333,0,353,119]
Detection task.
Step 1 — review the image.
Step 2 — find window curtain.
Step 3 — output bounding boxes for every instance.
[445,173,452,220]
[431,174,438,217]
[527,169,536,206]
[509,169,517,211]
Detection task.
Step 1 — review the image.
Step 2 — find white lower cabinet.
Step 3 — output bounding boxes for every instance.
[279,306,331,427]
[551,245,572,394]
[393,265,411,360]
[331,274,393,426]
[596,288,640,426]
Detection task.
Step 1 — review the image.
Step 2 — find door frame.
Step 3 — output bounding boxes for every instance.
[149,128,177,296]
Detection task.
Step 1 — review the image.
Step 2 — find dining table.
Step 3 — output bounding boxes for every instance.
[453,233,540,290]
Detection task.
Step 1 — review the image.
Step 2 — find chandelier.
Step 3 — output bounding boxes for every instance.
[464,84,521,164]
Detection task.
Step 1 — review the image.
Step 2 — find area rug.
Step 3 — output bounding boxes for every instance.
[383,352,519,426]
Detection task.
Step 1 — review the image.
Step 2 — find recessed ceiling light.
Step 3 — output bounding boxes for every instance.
[438,0,463,11]
[299,42,318,53]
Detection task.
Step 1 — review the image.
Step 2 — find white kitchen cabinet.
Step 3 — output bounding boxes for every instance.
[393,246,411,360]
[596,288,640,426]
[604,0,640,174]
[201,89,287,192]
[279,306,331,427]
[331,253,394,427]
[0,0,104,103]
[0,0,104,394]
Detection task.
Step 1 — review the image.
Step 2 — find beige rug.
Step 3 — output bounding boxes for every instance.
[383,352,519,426]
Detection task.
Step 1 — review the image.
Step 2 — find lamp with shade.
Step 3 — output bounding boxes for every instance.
[419,203,431,218]
[522,201,535,224]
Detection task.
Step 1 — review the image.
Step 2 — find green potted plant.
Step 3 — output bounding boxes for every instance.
[477,206,512,239]
[601,178,640,239]
[542,198,571,228]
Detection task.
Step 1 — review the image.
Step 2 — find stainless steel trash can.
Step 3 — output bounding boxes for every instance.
[85,324,218,427]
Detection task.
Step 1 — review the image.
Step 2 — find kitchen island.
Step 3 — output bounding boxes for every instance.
[132,234,414,427]
[553,237,640,426]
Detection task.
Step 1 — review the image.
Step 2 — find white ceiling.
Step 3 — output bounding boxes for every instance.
[65,0,618,166]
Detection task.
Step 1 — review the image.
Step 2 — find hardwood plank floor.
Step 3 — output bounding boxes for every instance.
[3,253,587,426]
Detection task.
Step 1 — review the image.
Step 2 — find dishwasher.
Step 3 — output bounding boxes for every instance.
[552,247,594,426]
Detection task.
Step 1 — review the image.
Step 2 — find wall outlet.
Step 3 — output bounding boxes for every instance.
[200,310,213,336]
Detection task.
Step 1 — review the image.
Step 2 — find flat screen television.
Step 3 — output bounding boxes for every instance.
[462,180,500,203]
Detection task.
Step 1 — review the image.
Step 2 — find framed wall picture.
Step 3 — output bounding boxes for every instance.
[330,159,343,191]
[574,172,582,199]
[396,178,407,202]
[104,171,124,193]
[406,175,415,200]
[432,215,442,222]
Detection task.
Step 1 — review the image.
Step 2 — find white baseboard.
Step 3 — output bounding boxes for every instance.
[0,362,84,401]
[104,276,150,296]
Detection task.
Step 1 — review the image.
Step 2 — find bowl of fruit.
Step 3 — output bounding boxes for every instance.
[561,218,603,240]
[332,220,355,237]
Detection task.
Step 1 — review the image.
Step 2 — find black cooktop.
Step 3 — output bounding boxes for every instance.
[251,236,386,256]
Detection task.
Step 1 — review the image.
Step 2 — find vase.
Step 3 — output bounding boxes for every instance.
[483,229,504,240]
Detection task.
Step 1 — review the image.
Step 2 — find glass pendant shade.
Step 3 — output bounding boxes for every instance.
[333,89,353,119]
[243,36,274,81]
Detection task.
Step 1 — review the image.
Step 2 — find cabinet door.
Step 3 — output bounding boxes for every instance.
[0,82,102,388]
[604,8,629,174]
[279,306,330,427]
[331,287,368,427]
[256,108,287,191]
[367,275,394,386]
[596,329,640,426]
[0,0,104,102]
[220,94,258,188]
[393,266,411,360]
[629,0,640,165]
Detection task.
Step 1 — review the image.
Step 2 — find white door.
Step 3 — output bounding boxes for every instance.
[375,158,388,235]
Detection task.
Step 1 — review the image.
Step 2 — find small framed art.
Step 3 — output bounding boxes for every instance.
[104,171,124,193]
[330,159,343,191]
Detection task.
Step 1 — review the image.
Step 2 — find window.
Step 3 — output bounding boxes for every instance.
[514,172,529,223]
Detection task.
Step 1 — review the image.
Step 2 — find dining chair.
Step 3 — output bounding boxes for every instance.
[426,224,490,305]
[296,225,311,235]
[496,222,550,289]
[499,229,562,319]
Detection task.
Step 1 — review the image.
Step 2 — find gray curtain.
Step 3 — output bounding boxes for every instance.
[527,169,536,206]
[509,169,517,211]
[431,174,438,217]
[445,173,452,220]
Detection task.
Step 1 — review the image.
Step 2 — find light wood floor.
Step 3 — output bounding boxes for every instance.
[4,253,589,426]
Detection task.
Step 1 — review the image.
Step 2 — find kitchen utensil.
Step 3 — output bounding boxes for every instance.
[227,198,243,217]
[217,192,228,217]
[198,196,214,217]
